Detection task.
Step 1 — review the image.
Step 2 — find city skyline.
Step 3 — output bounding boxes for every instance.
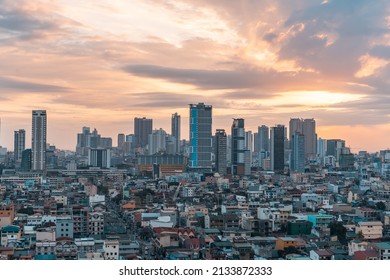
[0,108,388,153]
[1,1,390,152]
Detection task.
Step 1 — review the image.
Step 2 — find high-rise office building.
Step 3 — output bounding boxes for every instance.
[89,128,101,149]
[134,117,153,148]
[289,118,302,144]
[226,134,232,166]
[317,138,327,162]
[165,135,176,155]
[21,149,32,171]
[100,137,113,149]
[117,133,125,149]
[270,125,285,172]
[255,125,269,168]
[289,118,317,160]
[290,132,305,172]
[245,130,253,167]
[31,110,47,171]
[88,148,111,168]
[215,129,227,175]
[14,129,25,163]
[189,103,212,172]
[76,127,91,156]
[148,128,167,155]
[231,118,245,175]
[258,125,269,153]
[171,113,181,154]
[327,139,346,162]
[303,118,317,160]
[254,132,259,153]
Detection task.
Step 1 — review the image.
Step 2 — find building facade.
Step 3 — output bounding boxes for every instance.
[189,103,212,172]
[171,113,181,154]
[231,118,245,175]
[134,117,153,148]
[31,110,47,171]
[214,129,227,175]
[14,129,25,165]
[270,125,285,172]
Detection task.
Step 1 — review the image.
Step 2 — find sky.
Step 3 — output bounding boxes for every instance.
[0,0,389,152]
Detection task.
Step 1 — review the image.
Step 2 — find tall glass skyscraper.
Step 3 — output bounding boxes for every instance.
[289,118,317,160]
[14,129,26,164]
[291,132,305,172]
[270,124,285,172]
[171,113,181,154]
[32,110,47,171]
[189,103,212,172]
[215,129,227,175]
[231,118,245,175]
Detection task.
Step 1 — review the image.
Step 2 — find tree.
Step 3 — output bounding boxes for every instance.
[356,231,364,240]
[376,201,386,211]
[329,222,347,242]
[18,207,34,215]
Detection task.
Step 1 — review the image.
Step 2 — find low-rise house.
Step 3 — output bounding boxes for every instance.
[310,249,333,260]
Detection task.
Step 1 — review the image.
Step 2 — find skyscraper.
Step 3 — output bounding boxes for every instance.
[290,132,305,172]
[245,130,253,168]
[231,118,245,175]
[148,128,167,155]
[88,148,111,168]
[270,125,285,172]
[134,117,153,148]
[317,138,327,162]
[117,133,125,149]
[14,129,26,164]
[215,129,227,175]
[171,113,181,154]
[327,139,346,162]
[21,149,32,171]
[289,118,302,144]
[258,125,269,153]
[76,127,91,156]
[31,110,47,171]
[303,118,317,160]
[289,118,317,160]
[189,103,212,172]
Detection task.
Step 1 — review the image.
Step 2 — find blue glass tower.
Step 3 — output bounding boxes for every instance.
[189,103,212,172]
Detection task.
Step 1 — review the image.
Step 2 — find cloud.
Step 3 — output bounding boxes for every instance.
[123,63,337,92]
[280,0,390,77]
[0,0,80,40]
[0,76,70,92]
[370,45,390,60]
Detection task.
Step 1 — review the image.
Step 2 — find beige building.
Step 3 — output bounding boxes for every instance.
[356,221,383,240]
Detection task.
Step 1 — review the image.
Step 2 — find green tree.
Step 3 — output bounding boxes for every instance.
[376,201,386,211]
[329,222,347,241]
[18,207,34,215]
[356,231,364,240]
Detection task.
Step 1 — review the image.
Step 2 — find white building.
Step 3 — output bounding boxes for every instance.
[104,240,119,260]
[150,216,173,228]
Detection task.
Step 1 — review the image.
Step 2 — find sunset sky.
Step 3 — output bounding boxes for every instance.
[0,0,389,152]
